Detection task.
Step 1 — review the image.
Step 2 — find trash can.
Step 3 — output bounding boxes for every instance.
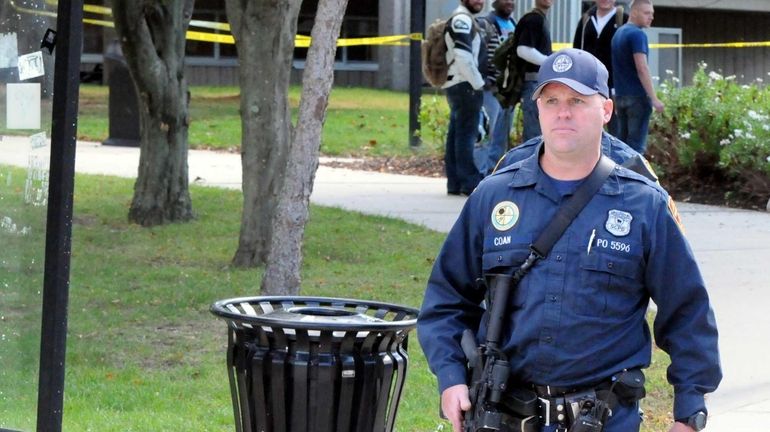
[102,40,140,147]
[210,296,419,432]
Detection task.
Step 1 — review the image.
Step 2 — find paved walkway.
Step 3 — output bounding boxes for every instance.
[2,136,769,430]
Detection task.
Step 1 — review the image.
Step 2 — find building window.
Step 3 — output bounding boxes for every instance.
[294,0,378,67]
[186,0,237,63]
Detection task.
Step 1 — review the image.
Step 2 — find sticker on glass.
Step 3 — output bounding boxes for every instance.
[18,51,45,81]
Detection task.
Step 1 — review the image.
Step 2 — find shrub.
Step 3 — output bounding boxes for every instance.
[649,63,770,207]
[416,91,450,154]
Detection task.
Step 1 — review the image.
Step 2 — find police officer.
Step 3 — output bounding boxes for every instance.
[417,48,721,432]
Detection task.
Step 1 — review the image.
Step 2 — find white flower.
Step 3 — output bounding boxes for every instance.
[734,129,744,138]
[672,77,680,83]
[747,133,756,139]
[757,78,764,83]
[742,85,751,90]
[720,139,731,146]
[666,69,674,75]
[709,71,723,80]
[748,110,768,121]
[680,132,691,139]
[726,75,737,81]
[767,156,770,163]
[763,124,770,132]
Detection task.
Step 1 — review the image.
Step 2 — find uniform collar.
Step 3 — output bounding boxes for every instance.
[507,139,622,197]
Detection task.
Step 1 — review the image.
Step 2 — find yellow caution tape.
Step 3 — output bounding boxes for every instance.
[83,18,114,29]
[9,0,57,18]
[83,4,112,16]
[186,30,233,45]
[20,2,770,50]
[189,19,230,32]
[651,41,770,49]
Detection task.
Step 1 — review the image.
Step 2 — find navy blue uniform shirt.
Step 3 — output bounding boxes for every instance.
[417,149,721,421]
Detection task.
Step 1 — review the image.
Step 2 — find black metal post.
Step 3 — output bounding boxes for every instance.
[408,0,426,148]
[36,0,83,431]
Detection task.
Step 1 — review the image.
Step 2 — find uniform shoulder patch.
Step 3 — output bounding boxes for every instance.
[667,197,686,234]
[451,14,473,34]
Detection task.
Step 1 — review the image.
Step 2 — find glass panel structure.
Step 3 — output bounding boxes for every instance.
[0,0,57,429]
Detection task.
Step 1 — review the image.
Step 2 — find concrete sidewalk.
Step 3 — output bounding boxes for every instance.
[2,136,770,430]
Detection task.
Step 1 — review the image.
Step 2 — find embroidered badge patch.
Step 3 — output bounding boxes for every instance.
[552,54,573,73]
[491,201,519,231]
[606,209,633,237]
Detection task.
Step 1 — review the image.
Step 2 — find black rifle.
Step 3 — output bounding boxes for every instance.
[462,258,540,432]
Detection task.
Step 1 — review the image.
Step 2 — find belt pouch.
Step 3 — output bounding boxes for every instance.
[502,388,539,417]
[612,369,646,405]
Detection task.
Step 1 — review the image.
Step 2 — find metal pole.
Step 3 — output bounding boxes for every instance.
[408,0,426,148]
[36,0,83,430]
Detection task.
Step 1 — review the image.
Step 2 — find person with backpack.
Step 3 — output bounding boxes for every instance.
[574,0,628,135]
[475,0,517,176]
[439,0,487,196]
[513,0,554,142]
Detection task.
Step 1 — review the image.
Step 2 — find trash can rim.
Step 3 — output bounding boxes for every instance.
[210,295,419,332]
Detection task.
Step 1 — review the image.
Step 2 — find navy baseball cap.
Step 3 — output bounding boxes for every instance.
[531,48,610,100]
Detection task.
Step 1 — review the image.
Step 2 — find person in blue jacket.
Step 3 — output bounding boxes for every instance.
[417,48,721,432]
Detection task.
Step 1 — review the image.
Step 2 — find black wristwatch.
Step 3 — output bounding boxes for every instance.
[686,411,707,431]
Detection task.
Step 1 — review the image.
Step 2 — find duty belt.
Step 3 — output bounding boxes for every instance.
[532,385,590,430]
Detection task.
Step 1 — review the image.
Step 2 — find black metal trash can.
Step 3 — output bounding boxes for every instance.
[210,296,419,432]
[102,40,140,147]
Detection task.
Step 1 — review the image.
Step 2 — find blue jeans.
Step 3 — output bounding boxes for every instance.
[521,80,542,142]
[540,402,642,432]
[445,82,484,194]
[474,91,512,175]
[615,95,652,154]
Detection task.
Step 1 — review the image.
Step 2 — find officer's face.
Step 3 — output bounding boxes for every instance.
[536,83,612,158]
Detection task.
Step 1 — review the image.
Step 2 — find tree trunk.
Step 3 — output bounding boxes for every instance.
[261,0,349,295]
[225,0,301,267]
[112,0,195,226]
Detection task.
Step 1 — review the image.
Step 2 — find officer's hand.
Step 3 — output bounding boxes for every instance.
[441,384,471,432]
[668,421,695,432]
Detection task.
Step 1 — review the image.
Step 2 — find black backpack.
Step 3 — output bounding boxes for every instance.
[492,8,544,108]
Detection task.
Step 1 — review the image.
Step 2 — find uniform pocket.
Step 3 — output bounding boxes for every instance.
[575,252,644,318]
[482,246,531,308]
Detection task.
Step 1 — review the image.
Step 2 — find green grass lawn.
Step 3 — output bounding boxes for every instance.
[0,168,674,431]
[77,84,428,157]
